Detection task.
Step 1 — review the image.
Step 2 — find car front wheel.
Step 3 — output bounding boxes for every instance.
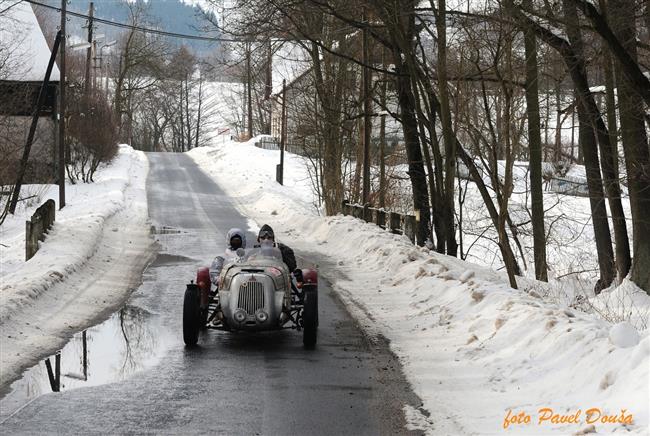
[183,284,201,346]
[302,284,318,348]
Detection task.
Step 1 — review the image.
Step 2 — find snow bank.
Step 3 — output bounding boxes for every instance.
[188,139,650,435]
[0,145,154,389]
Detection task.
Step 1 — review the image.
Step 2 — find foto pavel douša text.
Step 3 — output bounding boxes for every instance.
[503,408,633,429]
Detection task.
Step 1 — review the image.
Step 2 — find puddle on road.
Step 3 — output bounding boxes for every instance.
[151,253,195,266]
[0,305,171,421]
[150,225,185,235]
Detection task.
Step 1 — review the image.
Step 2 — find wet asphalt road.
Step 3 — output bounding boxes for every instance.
[0,152,422,435]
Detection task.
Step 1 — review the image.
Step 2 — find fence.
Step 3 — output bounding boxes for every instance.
[255,135,279,150]
[254,136,314,158]
[26,199,55,260]
[341,200,418,244]
[547,176,590,197]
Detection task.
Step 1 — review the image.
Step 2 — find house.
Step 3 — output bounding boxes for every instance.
[267,41,313,153]
[266,39,404,160]
[0,2,60,184]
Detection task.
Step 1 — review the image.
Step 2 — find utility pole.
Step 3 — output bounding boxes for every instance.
[362,9,371,205]
[246,42,253,139]
[277,79,286,185]
[84,2,94,97]
[59,0,66,209]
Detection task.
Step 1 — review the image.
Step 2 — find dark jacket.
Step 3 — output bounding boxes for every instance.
[277,242,296,272]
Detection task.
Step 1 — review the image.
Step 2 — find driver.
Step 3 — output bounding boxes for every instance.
[256,224,296,272]
[209,227,247,286]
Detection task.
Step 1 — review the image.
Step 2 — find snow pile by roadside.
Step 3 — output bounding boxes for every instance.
[0,145,154,389]
[188,139,649,435]
[1,145,139,319]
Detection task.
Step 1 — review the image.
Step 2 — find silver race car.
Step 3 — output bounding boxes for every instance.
[183,244,318,348]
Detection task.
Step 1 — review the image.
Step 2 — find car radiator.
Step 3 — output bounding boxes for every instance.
[237,281,265,315]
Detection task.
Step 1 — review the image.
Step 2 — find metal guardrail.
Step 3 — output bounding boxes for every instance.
[26,199,55,260]
[548,176,590,197]
[340,200,417,244]
[255,136,279,150]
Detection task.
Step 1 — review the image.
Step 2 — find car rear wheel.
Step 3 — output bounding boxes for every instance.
[302,284,318,348]
[183,284,201,346]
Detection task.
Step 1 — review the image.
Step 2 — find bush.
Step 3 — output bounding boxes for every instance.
[66,90,118,183]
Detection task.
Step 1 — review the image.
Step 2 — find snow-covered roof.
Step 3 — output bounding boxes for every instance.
[0,2,60,82]
[271,40,311,96]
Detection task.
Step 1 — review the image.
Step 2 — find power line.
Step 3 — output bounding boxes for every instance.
[23,0,277,43]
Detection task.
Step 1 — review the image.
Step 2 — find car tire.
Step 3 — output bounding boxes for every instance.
[183,284,201,346]
[302,284,318,349]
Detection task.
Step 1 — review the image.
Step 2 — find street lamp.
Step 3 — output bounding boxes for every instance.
[99,40,116,94]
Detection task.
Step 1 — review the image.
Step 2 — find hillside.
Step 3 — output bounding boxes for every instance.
[35,0,218,53]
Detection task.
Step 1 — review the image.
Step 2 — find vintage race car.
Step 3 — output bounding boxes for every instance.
[183,244,318,348]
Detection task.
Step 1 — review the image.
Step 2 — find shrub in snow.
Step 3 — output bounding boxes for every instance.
[608,322,640,348]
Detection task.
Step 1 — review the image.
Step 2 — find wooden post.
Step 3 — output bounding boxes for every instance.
[278,79,286,185]
[376,209,386,229]
[47,199,55,229]
[45,358,57,391]
[82,330,88,381]
[363,204,371,222]
[403,215,416,244]
[246,41,253,139]
[389,212,401,234]
[84,2,94,97]
[59,0,67,210]
[26,221,33,260]
[55,352,61,391]
[362,7,371,206]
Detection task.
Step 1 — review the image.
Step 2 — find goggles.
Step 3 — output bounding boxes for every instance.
[259,230,274,240]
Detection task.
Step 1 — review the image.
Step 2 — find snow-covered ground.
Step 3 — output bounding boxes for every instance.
[0,145,154,390]
[188,138,650,435]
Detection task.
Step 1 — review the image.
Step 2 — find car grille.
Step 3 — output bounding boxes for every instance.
[237,281,265,315]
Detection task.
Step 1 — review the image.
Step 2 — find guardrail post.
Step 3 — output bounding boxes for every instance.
[26,220,34,260]
[25,200,56,260]
[36,213,45,242]
[403,215,416,244]
[363,204,372,223]
[341,199,349,216]
[376,209,386,229]
[45,199,55,230]
[389,212,401,234]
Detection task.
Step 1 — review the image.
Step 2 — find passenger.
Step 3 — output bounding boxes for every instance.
[256,224,296,272]
[209,228,246,286]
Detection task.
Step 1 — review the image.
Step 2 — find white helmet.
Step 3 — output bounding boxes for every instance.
[226,228,246,250]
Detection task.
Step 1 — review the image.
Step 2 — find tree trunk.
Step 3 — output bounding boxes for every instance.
[609,0,650,294]
[393,49,431,246]
[563,0,615,291]
[311,41,345,215]
[379,69,387,209]
[435,0,458,256]
[523,0,548,281]
[510,1,616,291]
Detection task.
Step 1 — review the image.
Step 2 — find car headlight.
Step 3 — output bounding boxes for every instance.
[233,309,247,323]
[255,310,269,323]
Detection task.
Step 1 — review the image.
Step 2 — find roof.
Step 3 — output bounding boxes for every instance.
[271,40,311,96]
[0,1,60,82]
